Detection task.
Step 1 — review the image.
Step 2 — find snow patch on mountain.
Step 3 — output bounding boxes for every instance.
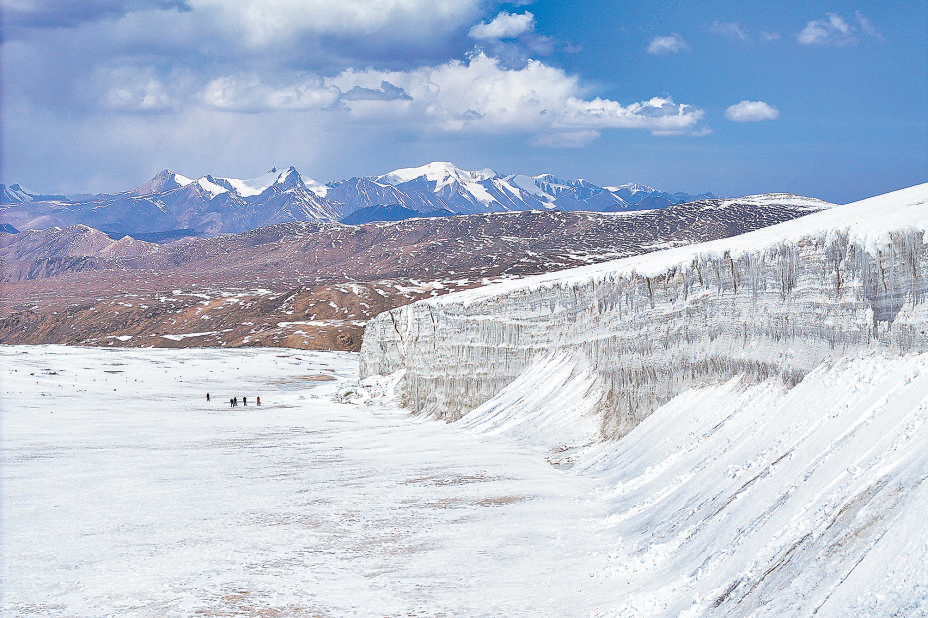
[0,184,36,204]
[507,174,549,199]
[377,161,497,188]
[216,169,282,197]
[713,192,836,210]
[195,176,228,198]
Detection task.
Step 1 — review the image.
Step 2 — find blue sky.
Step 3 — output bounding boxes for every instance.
[1,0,925,202]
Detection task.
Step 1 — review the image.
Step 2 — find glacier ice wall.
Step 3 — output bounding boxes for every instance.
[360,185,928,438]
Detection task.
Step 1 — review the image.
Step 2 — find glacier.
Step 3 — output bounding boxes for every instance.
[358,183,928,615]
[361,184,928,436]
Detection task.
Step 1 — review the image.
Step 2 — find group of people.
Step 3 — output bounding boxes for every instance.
[205,393,260,407]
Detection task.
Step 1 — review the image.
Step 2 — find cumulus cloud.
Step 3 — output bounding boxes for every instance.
[469,11,535,40]
[725,100,779,122]
[200,73,341,112]
[708,21,748,41]
[798,12,881,46]
[327,53,705,136]
[92,66,181,113]
[647,34,689,56]
[191,0,484,47]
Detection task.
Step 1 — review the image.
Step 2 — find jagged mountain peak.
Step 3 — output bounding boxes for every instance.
[3,161,721,235]
[130,169,193,196]
[0,183,35,204]
[210,166,314,198]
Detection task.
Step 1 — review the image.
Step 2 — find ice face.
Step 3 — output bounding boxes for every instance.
[360,184,928,437]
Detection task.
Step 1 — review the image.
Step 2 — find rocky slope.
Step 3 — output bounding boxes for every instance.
[0,194,830,350]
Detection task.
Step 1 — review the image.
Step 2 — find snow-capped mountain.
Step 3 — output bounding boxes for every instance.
[1,191,832,348]
[0,167,338,237]
[1,162,713,236]
[327,161,712,219]
[0,183,72,204]
[0,184,35,204]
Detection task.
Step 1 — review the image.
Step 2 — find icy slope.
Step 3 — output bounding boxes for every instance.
[360,184,928,435]
[455,350,928,616]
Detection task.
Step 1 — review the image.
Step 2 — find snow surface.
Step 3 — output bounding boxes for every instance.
[3,345,926,615]
[195,177,228,199]
[508,174,550,199]
[1,346,613,616]
[172,173,194,187]
[216,169,282,197]
[713,193,835,210]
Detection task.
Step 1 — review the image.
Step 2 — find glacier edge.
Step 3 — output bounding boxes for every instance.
[360,184,928,439]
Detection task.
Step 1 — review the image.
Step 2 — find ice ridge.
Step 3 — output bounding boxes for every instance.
[360,184,928,438]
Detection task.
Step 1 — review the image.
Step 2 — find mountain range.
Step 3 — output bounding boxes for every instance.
[0,193,832,350]
[0,162,713,237]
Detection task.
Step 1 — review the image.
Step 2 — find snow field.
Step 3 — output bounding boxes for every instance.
[1,346,616,616]
[3,344,928,615]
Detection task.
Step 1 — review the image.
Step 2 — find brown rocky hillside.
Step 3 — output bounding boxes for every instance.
[0,196,832,351]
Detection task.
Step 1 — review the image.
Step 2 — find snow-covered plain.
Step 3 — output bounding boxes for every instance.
[3,345,927,616]
[1,346,617,616]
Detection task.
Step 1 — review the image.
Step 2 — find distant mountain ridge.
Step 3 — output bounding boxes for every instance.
[0,192,834,350]
[0,162,714,237]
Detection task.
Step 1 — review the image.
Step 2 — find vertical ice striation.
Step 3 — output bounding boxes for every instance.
[360,185,928,438]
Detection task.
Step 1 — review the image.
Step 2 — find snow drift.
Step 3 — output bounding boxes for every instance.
[361,184,928,437]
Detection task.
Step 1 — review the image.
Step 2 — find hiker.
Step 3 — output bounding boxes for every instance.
[243,396,247,406]
[206,392,210,403]
[256,395,261,406]
[230,397,234,408]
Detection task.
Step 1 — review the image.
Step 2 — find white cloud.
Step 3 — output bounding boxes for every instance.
[797,12,881,47]
[200,74,340,111]
[328,53,705,136]
[93,67,177,113]
[469,11,535,40]
[190,0,485,47]
[761,31,782,42]
[647,34,689,56]
[725,100,779,122]
[709,21,748,41]
[854,11,882,39]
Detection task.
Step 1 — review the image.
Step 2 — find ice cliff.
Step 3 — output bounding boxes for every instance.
[361,184,928,438]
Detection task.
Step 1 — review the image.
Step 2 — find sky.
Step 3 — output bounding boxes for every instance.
[1,0,925,203]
